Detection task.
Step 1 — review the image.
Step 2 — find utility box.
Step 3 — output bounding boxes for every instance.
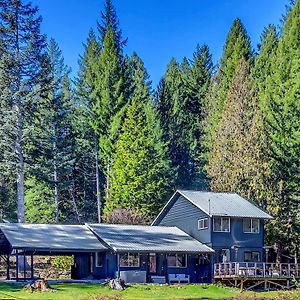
[116,270,147,283]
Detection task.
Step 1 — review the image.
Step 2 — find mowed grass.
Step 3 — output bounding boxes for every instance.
[0,282,299,300]
[0,282,238,300]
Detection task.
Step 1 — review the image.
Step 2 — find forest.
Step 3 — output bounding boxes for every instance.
[0,0,299,261]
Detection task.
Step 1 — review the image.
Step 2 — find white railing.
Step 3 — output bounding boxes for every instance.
[214,262,300,278]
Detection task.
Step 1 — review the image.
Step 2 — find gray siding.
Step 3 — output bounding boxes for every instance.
[159,195,211,244]
[211,218,264,248]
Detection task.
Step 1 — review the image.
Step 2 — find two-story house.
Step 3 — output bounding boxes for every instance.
[152,190,273,264]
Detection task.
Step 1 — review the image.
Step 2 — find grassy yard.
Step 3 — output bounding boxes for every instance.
[0,282,299,300]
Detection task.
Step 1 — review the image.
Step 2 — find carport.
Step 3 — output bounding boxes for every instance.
[0,223,107,281]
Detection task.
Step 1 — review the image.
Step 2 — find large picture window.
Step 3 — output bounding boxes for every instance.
[244,251,260,262]
[213,217,230,232]
[119,253,140,267]
[167,254,187,268]
[243,218,260,233]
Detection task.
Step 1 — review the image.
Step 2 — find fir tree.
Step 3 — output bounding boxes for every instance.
[205,18,252,156]
[26,39,75,223]
[207,59,269,205]
[97,0,127,53]
[105,54,172,218]
[157,46,213,189]
[263,0,300,261]
[91,26,128,201]
[76,29,102,222]
[0,0,48,222]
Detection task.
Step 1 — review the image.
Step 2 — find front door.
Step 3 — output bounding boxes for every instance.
[149,253,157,275]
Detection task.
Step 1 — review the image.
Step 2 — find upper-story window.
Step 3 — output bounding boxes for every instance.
[198,218,209,230]
[213,217,230,232]
[243,218,260,233]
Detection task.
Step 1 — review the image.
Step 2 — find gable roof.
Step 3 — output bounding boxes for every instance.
[0,223,107,252]
[87,223,214,253]
[153,190,273,224]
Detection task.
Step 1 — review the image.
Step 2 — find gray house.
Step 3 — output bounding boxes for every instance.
[152,190,273,264]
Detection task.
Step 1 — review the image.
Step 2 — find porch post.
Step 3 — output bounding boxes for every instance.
[23,252,26,280]
[16,249,19,282]
[30,254,34,279]
[6,252,10,280]
[117,253,120,279]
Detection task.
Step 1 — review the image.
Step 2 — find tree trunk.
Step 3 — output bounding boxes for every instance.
[105,162,110,201]
[95,139,101,223]
[276,242,282,265]
[69,182,80,224]
[16,116,25,223]
[15,6,25,223]
[53,126,59,224]
[54,164,59,223]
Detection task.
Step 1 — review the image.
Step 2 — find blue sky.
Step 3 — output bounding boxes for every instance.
[32,0,288,88]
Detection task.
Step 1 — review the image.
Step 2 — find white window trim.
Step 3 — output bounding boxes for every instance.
[95,252,103,267]
[198,218,209,230]
[243,218,260,234]
[167,253,187,268]
[213,217,231,232]
[119,253,140,268]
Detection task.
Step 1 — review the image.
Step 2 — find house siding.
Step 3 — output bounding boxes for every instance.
[156,194,266,263]
[74,251,211,283]
[158,195,211,244]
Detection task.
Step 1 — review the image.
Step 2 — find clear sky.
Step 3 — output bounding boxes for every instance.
[31,0,288,88]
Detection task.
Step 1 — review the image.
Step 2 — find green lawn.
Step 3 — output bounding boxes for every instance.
[0,282,298,300]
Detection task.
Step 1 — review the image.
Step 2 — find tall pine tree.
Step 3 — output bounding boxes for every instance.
[0,0,49,222]
[105,54,172,219]
[263,0,300,261]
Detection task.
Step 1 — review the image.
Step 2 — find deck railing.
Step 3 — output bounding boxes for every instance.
[214,262,300,279]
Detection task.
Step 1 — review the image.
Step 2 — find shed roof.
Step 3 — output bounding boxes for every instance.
[87,223,214,253]
[0,223,107,252]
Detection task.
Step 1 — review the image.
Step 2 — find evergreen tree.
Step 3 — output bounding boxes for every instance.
[205,18,252,155]
[91,26,128,201]
[0,0,48,222]
[105,54,172,218]
[263,0,300,261]
[207,59,268,204]
[26,39,75,223]
[98,0,127,53]
[157,45,213,189]
[76,29,102,222]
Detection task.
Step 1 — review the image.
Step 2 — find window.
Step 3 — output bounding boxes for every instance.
[119,253,140,267]
[167,254,187,268]
[213,217,230,232]
[95,252,103,267]
[198,218,209,230]
[244,251,260,262]
[243,218,260,233]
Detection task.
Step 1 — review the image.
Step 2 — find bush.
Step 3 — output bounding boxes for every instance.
[51,256,74,272]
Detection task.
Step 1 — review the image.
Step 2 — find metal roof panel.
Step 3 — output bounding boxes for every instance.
[87,223,214,253]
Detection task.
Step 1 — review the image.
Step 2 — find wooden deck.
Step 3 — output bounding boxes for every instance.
[214,262,300,291]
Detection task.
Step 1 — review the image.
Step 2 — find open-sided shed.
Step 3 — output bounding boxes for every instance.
[0,223,107,280]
